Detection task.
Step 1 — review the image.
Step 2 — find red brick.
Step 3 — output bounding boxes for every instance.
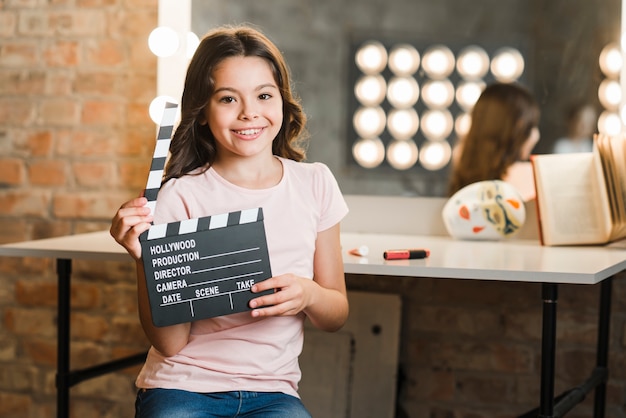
[52,192,129,219]
[49,10,106,36]
[38,99,79,126]
[0,11,17,37]
[43,40,79,67]
[74,71,120,96]
[72,161,115,187]
[56,129,119,157]
[0,40,39,66]
[0,393,32,418]
[0,190,50,217]
[0,99,35,126]
[15,280,57,307]
[0,158,26,186]
[4,307,56,338]
[0,69,46,95]
[119,160,150,189]
[21,339,56,366]
[71,312,110,341]
[84,38,126,66]
[81,99,124,126]
[28,159,67,186]
[22,130,54,157]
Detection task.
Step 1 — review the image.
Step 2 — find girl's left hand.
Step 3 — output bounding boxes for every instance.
[249,274,312,318]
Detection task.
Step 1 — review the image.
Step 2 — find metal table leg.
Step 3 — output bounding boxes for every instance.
[539,283,558,418]
[56,258,72,418]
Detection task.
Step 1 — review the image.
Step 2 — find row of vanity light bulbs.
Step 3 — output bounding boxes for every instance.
[597,42,624,136]
[350,41,525,171]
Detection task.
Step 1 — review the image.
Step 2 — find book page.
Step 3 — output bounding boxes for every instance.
[531,152,611,245]
[602,134,626,240]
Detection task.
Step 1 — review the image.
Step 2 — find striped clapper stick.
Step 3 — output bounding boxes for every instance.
[139,103,273,327]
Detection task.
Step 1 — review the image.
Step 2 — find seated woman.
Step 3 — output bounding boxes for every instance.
[448,82,541,201]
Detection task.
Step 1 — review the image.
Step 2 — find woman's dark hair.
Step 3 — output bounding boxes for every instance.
[447,82,540,196]
[163,25,308,183]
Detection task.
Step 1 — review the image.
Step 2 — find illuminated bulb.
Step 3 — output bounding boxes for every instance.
[387,108,419,140]
[149,95,179,124]
[456,80,485,111]
[454,113,471,137]
[421,45,455,79]
[354,75,387,106]
[456,46,489,80]
[355,41,388,74]
[490,47,524,82]
[598,78,622,110]
[419,140,452,171]
[599,43,622,79]
[421,79,454,109]
[148,26,180,57]
[187,32,200,59]
[388,44,420,76]
[598,110,622,135]
[353,137,385,168]
[353,107,386,138]
[387,139,418,170]
[387,76,419,108]
[420,109,453,141]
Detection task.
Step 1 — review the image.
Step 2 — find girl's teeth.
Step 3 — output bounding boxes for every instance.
[237,129,260,135]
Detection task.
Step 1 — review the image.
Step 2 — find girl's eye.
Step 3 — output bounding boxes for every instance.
[259,93,272,100]
[219,96,235,104]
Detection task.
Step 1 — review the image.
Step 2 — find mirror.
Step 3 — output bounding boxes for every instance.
[174,0,622,196]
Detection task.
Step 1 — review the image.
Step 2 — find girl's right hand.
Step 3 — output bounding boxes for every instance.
[110,196,154,260]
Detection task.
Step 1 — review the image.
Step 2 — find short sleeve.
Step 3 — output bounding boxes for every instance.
[312,162,349,232]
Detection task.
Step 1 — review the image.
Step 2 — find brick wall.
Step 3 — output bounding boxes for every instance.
[2,1,626,418]
[0,0,157,417]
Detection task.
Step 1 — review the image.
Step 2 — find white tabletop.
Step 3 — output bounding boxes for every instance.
[1,230,625,285]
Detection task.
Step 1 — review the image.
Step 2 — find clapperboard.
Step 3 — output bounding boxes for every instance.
[139,102,273,327]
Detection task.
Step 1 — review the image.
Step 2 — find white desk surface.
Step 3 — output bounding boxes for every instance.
[1,230,625,285]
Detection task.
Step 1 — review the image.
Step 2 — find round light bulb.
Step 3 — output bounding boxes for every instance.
[456,46,490,80]
[355,41,388,74]
[388,44,420,76]
[354,75,387,106]
[420,109,453,141]
[187,32,200,59]
[148,26,180,58]
[387,139,418,170]
[419,140,452,171]
[421,45,455,79]
[387,76,419,108]
[421,79,454,109]
[149,95,179,124]
[456,80,485,111]
[387,108,419,140]
[353,107,386,138]
[598,78,622,110]
[598,110,622,135]
[353,137,385,168]
[599,42,622,79]
[490,47,524,82]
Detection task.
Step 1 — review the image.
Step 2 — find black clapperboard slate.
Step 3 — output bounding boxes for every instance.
[139,102,273,327]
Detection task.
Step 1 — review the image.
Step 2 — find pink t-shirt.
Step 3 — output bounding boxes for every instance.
[136,157,349,398]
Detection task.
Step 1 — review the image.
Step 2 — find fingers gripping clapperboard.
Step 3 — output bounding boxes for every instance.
[139,102,273,327]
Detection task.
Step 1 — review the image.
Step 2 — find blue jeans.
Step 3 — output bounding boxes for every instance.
[135,388,312,418]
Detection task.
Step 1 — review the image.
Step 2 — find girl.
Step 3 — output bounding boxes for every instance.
[110,25,349,417]
[448,82,541,201]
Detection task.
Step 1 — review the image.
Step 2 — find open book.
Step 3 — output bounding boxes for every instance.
[531,134,626,246]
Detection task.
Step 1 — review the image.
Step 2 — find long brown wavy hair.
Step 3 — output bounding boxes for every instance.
[447,82,540,196]
[163,25,308,183]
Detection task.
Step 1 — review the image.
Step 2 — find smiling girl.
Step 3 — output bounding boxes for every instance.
[110,25,349,418]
